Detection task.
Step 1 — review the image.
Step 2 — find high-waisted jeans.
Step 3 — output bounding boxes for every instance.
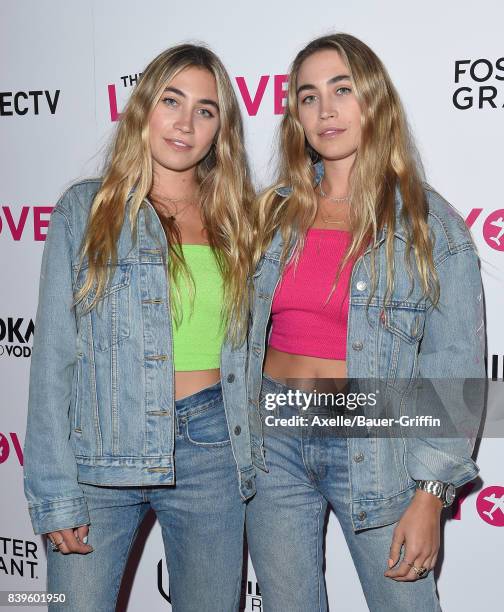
[246,374,442,612]
[47,381,245,611]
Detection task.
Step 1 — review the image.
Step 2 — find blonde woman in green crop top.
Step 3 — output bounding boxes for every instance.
[146,59,253,402]
[34,44,255,611]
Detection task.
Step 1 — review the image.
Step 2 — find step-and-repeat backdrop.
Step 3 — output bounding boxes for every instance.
[1,1,502,610]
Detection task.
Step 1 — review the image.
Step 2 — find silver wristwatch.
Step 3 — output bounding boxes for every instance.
[415,480,456,507]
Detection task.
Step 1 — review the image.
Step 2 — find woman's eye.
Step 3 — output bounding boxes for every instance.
[198,108,214,118]
[162,97,178,107]
[336,87,352,95]
[301,94,317,105]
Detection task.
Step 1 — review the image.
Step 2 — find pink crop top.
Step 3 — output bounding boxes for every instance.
[268,228,354,360]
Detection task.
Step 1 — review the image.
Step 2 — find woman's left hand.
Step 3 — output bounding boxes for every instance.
[384,489,443,581]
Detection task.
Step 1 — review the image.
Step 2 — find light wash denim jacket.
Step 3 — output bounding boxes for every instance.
[247,162,485,531]
[24,180,255,535]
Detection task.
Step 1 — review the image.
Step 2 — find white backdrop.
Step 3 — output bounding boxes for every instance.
[1,1,503,610]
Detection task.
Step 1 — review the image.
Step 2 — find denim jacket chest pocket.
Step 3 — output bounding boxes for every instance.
[359,239,428,388]
[74,263,133,352]
[378,304,427,392]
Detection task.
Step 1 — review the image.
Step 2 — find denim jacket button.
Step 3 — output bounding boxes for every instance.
[352,341,363,351]
[353,452,365,463]
[227,373,235,383]
[356,281,367,291]
[357,511,367,521]
[234,425,241,435]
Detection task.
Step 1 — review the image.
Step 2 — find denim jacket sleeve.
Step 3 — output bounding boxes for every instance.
[23,193,90,535]
[407,243,485,487]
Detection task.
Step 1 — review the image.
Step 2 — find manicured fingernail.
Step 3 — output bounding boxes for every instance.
[388,558,394,568]
[82,536,88,544]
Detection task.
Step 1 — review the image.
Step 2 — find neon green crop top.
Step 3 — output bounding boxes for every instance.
[171,245,225,371]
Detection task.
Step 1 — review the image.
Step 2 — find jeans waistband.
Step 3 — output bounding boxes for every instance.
[175,380,222,417]
[262,372,291,394]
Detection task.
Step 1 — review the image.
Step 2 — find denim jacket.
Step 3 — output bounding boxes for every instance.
[247,162,485,531]
[23,180,255,535]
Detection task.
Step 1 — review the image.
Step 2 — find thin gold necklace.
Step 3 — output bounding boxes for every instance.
[315,211,347,255]
[320,208,345,225]
[319,199,348,225]
[318,182,350,203]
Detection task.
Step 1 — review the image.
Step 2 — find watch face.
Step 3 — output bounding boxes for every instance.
[445,484,456,505]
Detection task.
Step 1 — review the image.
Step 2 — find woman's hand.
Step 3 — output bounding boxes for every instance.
[384,489,442,581]
[47,525,93,555]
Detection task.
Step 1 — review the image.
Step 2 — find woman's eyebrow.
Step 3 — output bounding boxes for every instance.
[198,98,219,111]
[296,74,351,95]
[163,86,219,111]
[164,86,185,97]
[327,74,351,85]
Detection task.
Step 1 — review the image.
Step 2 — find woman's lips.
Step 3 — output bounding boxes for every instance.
[163,138,193,150]
[318,128,346,138]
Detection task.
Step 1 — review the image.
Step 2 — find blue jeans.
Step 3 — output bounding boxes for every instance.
[47,381,245,611]
[246,374,441,612]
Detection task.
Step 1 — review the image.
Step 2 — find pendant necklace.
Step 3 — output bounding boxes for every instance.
[165,200,194,222]
[318,181,349,225]
[151,192,198,222]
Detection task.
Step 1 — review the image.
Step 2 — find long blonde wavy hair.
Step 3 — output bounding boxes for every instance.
[75,44,254,345]
[254,33,439,307]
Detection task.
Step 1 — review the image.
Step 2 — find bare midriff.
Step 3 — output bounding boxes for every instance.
[175,369,221,400]
[264,348,347,390]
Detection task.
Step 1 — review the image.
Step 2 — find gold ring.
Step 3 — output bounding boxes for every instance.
[49,537,64,552]
[411,565,428,578]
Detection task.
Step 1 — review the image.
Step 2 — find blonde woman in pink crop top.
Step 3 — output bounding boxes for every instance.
[245,33,483,612]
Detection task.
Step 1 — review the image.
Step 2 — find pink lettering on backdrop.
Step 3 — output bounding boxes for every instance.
[0,206,54,241]
[108,74,291,120]
[1,206,29,241]
[34,206,53,241]
[235,76,270,116]
[108,84,123,122]
[0,433,9,464]
[465,208,483,229]
[0,433,23,466]
[9,433,23,466]
[274,74,289,115]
